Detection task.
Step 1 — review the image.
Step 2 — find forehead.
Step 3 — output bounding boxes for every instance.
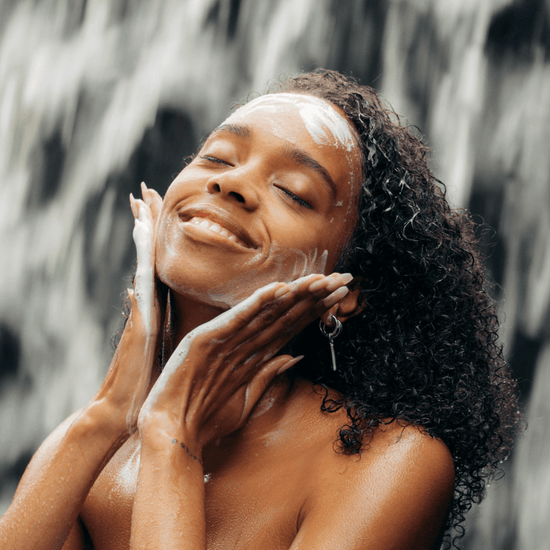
[223,93,358,153]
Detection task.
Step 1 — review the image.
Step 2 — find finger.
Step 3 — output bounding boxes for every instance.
[202,274,327,348]
[133,216,152,270]
[148,192,163,226]
[185,279,290,344]
[132,201,156,331]
[129,193,139,219]
[226,273,352,353]
[137,199,154,228]
[140,181,148,200]
[321,285,350,309]
[140,182,163,221]
[228,285,350,371]
[273,273,324,299]
[132,199,154,265]
[278,272,352,300]
[236,355,304,427]
[309,272,353,294]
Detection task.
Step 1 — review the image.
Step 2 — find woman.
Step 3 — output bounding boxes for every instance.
[0,69,519,549]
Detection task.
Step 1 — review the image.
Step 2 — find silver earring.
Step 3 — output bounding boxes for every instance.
[319,315,342,372]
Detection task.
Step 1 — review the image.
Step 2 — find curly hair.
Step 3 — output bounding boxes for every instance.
[270,69,521,545]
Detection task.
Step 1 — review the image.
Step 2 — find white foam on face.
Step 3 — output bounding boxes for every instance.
[226,93,357,152]
[225,93,361,212]
[206,246,329,309]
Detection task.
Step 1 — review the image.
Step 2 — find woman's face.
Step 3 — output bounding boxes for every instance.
[155,93,362,308]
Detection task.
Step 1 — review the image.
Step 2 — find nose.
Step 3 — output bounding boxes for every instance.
[205,169,261,210]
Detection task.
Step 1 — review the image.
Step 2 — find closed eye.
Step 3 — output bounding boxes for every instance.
[278,186,312,209]
[200,155,231,166]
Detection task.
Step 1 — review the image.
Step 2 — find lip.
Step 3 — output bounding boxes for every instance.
[177,204,259,250]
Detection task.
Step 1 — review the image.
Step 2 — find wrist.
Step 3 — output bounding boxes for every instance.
[143,435,204,467]
[77,399,133,443]
[139,422,204,465]
[121,311,159,347]
[126,300,161,341]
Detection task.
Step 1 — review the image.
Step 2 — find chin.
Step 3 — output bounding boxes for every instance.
[159,267,278,310]
[156,239,331,310]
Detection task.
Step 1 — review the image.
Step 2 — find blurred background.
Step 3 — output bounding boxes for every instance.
[0,0,549,547]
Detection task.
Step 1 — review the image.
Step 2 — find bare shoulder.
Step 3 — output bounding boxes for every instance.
[362,421,455,484]
[295,421,454,550]
[12,409,84,500]
[308,420,454,507]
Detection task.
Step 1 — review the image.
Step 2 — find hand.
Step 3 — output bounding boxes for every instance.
[128,182,163,338]
[89,183,164,435]
[137,272,353,453]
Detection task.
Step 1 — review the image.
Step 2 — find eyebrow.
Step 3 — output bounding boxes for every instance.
[208,122,338,199]
[209,123,252,140]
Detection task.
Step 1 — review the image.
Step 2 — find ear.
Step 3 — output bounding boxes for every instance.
[320,285,363,326]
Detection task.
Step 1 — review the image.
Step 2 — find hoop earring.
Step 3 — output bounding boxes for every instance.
[319,315,342,372]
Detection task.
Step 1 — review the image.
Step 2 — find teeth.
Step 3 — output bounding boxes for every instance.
[188,217,246,247]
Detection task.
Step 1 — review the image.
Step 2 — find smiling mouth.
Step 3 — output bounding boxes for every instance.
[184,216,250,248]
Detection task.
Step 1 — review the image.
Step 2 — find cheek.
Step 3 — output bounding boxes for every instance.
[269,243,329,278]
[205,246,330,308]
[320,213,358,268]
[154,219,182,286]
[163,167,199,201]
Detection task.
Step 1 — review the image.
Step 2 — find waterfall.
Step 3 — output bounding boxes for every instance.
[1,1,549,547]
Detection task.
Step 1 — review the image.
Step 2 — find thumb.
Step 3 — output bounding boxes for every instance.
[141,182,163,226]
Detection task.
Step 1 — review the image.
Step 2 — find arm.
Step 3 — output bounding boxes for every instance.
[129,273,353,549]
[0,185,163,550]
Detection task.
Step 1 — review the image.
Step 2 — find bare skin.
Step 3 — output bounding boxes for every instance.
[0,95,455,550]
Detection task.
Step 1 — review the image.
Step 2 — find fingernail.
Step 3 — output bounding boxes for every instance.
[276,355,304,375]
[322,286,349,308]
[340,273,353,284]
[325,273,353,292]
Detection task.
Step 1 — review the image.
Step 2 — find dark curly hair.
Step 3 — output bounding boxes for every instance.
[117,68,520,548]
[269,69,521,546]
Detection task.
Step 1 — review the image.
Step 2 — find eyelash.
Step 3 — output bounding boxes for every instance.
[277,186,312,209]
[201,155,312,209]
[201,155,230,165]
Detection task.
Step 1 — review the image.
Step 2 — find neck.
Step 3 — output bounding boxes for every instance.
[169,291,228,343]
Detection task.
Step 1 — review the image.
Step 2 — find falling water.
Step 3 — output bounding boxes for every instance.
[0,1,549,548]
